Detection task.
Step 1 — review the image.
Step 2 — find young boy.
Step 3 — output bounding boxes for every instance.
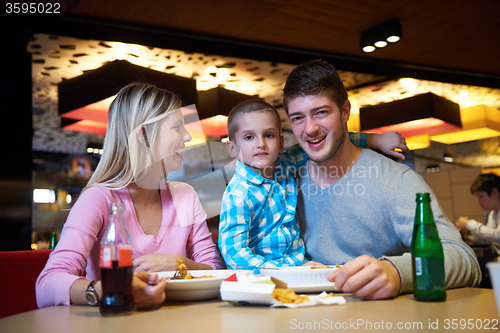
[456,172,500,256]
[218,99,408,269]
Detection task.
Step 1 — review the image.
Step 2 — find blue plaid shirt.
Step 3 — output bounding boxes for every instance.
[218,133,368,269]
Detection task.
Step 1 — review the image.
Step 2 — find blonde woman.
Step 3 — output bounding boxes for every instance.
[37,83,222,309]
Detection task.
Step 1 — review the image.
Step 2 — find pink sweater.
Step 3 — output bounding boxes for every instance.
[36,182,222,308]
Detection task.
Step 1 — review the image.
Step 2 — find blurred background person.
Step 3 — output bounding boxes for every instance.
[33,229,51,250]
[456,172,500,259]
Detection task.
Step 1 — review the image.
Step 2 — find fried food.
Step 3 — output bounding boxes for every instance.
[272,288,336,304]
[272,288,310,304]
[169,259,214,280]
[310,265,341,269]
[175,259,188,278]
[185,274,214,279]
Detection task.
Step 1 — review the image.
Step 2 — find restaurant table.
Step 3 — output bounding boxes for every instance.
[0,288,497,333]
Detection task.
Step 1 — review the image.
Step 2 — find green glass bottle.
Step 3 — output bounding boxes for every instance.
[48,231,58,250]
[410,193,446,302]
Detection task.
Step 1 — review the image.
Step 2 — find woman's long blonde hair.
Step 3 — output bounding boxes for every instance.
[84,82,182,191]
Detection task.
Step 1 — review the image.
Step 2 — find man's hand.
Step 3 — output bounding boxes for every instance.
[327,255,401,300]
[368,131,410,160]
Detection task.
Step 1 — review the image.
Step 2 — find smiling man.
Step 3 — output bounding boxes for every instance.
[283,60,481,300]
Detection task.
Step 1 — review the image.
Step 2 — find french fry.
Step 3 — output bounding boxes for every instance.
[310,265,341,269]
[322,292,335,298]
[272,288,310,304]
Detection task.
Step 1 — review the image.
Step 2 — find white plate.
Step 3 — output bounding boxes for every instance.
[291,283,338,293]
[259,266,341,287]
[268,266,341,271]
[153,270,235,301]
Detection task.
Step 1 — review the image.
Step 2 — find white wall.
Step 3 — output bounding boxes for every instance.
[425,167,484,224]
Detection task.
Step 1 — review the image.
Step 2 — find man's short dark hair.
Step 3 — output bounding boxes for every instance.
[470,173,500,195]
[283,59,348,112]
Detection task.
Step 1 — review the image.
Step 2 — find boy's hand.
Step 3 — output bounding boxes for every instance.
[368,132,410,160]
[455,216,470,230]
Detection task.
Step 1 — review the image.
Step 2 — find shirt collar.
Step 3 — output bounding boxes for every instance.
[235,160,269,185]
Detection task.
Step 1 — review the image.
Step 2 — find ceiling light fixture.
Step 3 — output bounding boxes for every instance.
[194,86,260,137]
[184,115,229,138]
[404,134,431,150]
[361,18,402,53]
[359,92,462,139]
[58,60,198,135]
[59,61,257,141]
[430,105,500,144]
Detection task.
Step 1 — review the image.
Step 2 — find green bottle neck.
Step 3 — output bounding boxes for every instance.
[415,200,436,225]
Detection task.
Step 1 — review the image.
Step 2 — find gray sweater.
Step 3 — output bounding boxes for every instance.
[296,149,481,294]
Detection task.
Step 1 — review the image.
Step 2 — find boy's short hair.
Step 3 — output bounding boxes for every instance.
[227,99,282,141]
[470,173,500,195]
[283,59,348,112]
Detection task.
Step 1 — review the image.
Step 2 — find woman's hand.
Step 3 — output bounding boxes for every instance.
[133,254,213,272]
[132,271,166,309]
[133,253,185,272]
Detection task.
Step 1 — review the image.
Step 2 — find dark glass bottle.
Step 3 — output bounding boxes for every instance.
[48,232,58,249]
[411,193,446,302]
[99,202,134,316]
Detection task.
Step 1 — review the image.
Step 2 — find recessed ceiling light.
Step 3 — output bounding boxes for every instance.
[362,45,376,53]
[387,35,400,43]
[360,19,402,53]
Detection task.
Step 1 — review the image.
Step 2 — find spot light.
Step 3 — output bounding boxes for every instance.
[33,189,56,204]
[426,165,441,173]
[361,18,402,53]
[87,144,103,155]
[443,151,454,163]
[387,35,400,43]
[362,45,376,53]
